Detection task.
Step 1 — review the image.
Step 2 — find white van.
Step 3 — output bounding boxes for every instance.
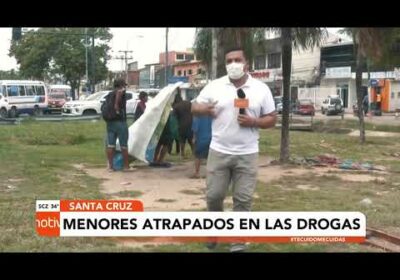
[0,93,10,118]
[0,80,48,117]
[321,95,344,115]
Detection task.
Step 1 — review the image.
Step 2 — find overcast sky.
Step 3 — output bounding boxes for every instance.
[0,28,197,71]
[0,27,345,72]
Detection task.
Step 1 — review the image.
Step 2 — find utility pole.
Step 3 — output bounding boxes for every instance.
[165,27,169,86]
[91,32,96,93]
[112,56,125,79]
[84,28,90,93]
[118,50,133,84]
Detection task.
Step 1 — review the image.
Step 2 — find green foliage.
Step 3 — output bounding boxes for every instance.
[0,69,25,80]
[193,28,211,65]
[339,28,400,69]
[193,28,267,77]
[9,28,112,92]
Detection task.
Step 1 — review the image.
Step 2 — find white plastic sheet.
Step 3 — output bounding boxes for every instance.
[126,82,182,163]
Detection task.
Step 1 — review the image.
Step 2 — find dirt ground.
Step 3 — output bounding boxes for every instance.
[74,157,387,249]
[348,130,400,138]
[77,156,386,212]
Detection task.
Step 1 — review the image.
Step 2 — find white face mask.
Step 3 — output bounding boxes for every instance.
[226,62,245,80]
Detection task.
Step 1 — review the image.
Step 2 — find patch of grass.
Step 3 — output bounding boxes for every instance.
[1,118,399,252]
[0,121,115,252]
[142,240,380,252]
[254,171,400,229]
[313,119,400,133]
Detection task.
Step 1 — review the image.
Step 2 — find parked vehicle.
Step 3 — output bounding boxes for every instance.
[0,93,9,118]
[0,80,48,117]
[321,95,344,115]
[45,85,72,114]
[274,96,283,114]
[62,90,138,116]
[294,99,315,116]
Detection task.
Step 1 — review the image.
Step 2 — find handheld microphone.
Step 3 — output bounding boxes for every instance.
[237,89,246,114]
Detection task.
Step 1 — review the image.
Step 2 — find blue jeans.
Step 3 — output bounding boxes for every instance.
[106,120,128,149]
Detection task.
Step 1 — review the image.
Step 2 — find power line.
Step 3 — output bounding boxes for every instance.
[118,50,133,82]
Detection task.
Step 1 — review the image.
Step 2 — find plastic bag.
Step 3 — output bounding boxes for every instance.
[113,152,124,171]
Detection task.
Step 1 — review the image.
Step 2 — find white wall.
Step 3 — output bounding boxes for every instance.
[291,32,341,84]
[292,47,320,83]
[319,78,370,111]
[298,86,337,108]
[390,81,400,111]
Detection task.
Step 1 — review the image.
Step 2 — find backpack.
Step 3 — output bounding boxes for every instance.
[101,91,118,121]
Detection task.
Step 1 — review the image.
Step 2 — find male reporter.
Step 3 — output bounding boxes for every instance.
[191,47,277,252]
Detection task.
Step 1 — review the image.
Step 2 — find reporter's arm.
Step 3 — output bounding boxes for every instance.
[254,111,277,129]
[191,101,217,117]
[238,111,277,128]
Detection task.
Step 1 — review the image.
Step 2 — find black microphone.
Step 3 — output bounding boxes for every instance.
[237,88,246,114]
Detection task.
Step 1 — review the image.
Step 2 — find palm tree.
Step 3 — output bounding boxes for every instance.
[194,28,265,78]
[274,28,328,163]
[340,28,393,144]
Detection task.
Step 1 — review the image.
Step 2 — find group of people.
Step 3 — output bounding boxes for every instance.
[104,78,212,178]
[104,46,277,252]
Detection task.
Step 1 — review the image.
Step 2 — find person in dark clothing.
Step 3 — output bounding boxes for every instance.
[362,94,369,115]
[190,115,212,178]
[105,78,130,171]
[173,91,194,159]
[134,91,148,121]
[168,110,180,155]
[151,110,174,168]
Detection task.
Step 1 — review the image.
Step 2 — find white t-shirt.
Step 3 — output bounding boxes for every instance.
[196,74,275,155]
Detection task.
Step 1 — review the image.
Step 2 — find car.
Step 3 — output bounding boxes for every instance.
[0,93,9,118]
[62,90,138,116]
[273,96,296,114]
[321,95,344,115]
[45,92,70,114]
[294,99,315,116]
[274,96,283,114]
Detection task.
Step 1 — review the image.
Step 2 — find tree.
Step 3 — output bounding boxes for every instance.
[9,28,112,99]
[279,28,292,163]
[340,28,394,144]
[12,28,22,41]
[270,28,327,163]
[193,28,212,78]
[194,28,265,78]
[0,69,25,80]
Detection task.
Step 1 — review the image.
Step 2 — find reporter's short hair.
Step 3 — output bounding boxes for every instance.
[224,47,248,60]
